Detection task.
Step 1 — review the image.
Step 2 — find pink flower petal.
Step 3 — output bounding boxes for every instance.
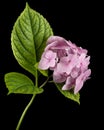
[38,50,57,70]
[53,69,67,83]
[38,57,50,70]
[62,76,75,90]
[71,67,80,78]
[45,36,70,51]
[74,69,91,94]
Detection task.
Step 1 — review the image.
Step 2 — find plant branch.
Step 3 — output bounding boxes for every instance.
[39,76,51,88]
[16,94,36,130]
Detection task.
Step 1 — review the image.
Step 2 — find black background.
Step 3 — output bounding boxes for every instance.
[0,0,101,130]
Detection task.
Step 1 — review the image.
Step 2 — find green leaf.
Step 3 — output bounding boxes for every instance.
[55,83,80,104]
[11,3,53,77]
[4,72,43,94]
[34,62,48,77]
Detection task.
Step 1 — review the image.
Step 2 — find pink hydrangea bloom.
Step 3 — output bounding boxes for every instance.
[39,36,91,94]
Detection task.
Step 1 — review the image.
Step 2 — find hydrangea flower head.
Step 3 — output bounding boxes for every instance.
[39,36,91,94]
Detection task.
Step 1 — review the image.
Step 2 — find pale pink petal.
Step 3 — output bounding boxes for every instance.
[67,40,77,49]
[62,76,75,90]
[53,71,67,83]
[56,54,78,75]
[78,47,88,55]
[74,69,91,94]
[38,50,57,70]
[71,67,80,78]
[56,56,72,74]
[76,53,86,68]
[45,36,70,51]
[47,36,67,45]
[49,58,57,68]
[38,57,50,70]
[83,69,91,81]
[82,56,90,67]
[64,54,79,75]
[74,81,83,94]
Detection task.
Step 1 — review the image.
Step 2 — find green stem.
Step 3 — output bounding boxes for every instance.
[16,94,36,130]
[16,75,51,130]
[39,76,50,88]
[35,70,38,87]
